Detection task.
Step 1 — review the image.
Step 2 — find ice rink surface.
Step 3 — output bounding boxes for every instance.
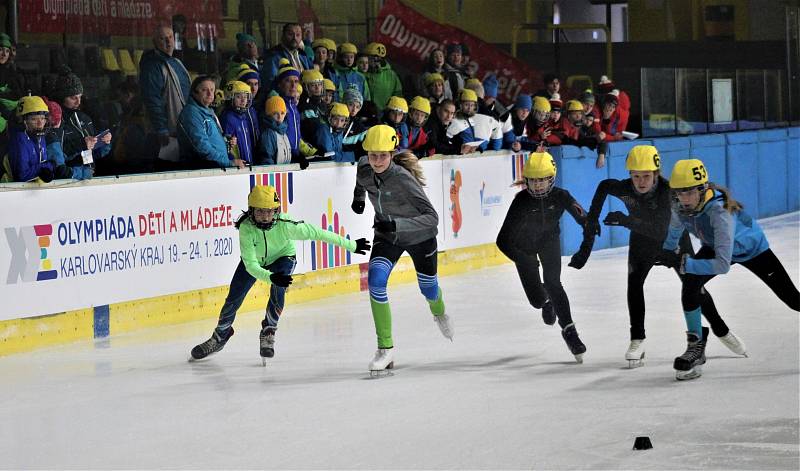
[1,213,798,470]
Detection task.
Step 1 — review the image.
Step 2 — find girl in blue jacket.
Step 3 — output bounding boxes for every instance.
[657,159,799,380]
[7,96,53,182]
[219,80,258,165]
[314,102,355,163]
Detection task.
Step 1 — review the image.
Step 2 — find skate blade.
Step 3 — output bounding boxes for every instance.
[676,365,702,380]
[626,352,645,369]
[262,357,267,367]
[574,353,584,364]
[368,361,394,378]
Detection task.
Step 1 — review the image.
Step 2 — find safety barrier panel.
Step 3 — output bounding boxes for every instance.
[1,127,797,354]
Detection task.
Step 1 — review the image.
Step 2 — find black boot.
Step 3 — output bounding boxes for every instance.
[260,328,276,358]
[561,323,586,363]
[191,327,234,360]
[674,327,708,380]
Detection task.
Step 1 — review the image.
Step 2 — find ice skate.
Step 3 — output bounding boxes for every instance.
[189,328,233,361]
[625,339,645,368]
[541,300,556,326]
[368,348,395,378]
[718,331,747,357]
[428,288,452,341]
[674,327,708,380]
[561,323,586,363]
[259,328,276,366]
[433,314,454,341]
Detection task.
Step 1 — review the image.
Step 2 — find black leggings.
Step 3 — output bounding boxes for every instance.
[628,233,729,339]
[515,236,573,328]
[682,247,800,313]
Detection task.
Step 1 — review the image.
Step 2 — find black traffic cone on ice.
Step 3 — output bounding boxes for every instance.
[632,436,653,450]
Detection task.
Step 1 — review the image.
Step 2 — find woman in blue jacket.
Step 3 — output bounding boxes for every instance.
[178,75,244,170]
[657,159,799,380]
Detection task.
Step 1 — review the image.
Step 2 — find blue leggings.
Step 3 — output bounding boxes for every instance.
[215,256,297,336]
[368,237,440,303]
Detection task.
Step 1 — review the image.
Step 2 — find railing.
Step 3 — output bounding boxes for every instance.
[641,67,792,138]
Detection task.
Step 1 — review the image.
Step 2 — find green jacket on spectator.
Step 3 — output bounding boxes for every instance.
[366,61,402,110]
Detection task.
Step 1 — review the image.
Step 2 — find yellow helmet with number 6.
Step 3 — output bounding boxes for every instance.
[626,145,661,172]
[248,185,281,209]
[362,124,399,152]
[522,151,557,179]
[522,152,557,198]
[669,158,708,189]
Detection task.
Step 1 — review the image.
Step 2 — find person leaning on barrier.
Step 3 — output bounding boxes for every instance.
[501,94,538,152]
[447,88,502,153]
[406,96,431,157]
[139,24,191,163]
[42,97,93,181]
[341,88,369,159]
[478,74,506,121]
[422,98,459,156]
[177,75,243,170]
[313,102,355,163]
[256,95,297,167]
[4,96,54,182]
[381,96,410,149]
[219,80,258,165]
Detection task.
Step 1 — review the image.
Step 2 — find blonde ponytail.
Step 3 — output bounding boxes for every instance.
[393,151,426,186]
[708,182,743,213]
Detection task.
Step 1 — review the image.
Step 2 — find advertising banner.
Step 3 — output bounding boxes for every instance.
[1,153,517,321]
[374,0,542,102]
[20,1,224,37]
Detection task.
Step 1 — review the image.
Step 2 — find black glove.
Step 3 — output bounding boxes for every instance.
[354,237,371,255]
[351,200,365,214]
[298,156,310,170]
[654,250,683,269]
[38,166,54,183]
[373,219,396,233]
[603,211,631,227]
[584,218,601,237]
[269,273,293,287]
[568,246,591,270]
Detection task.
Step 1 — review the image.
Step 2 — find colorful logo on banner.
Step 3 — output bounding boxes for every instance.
[311,198,352,270]
[449,169,462,237]
[4,225,58,284]
[511,153,528,182]
[374,0,542,102]
[250,173,294,213]
[479,182,503,216]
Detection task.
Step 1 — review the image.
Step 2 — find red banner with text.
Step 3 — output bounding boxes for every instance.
[20,0,224,38]
[374,0,541,102]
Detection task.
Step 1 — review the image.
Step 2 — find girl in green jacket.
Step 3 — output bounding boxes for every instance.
[190,184,370,364]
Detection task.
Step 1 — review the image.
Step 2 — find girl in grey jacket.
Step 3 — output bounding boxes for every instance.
[351,124,452,376]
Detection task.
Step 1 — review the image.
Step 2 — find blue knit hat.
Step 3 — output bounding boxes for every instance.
[237,69,260,83]
[514,94,532,111]
[277,66,301,82]
[483,74,498,98]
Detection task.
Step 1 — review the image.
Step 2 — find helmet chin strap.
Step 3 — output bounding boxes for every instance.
[250,209,279,230]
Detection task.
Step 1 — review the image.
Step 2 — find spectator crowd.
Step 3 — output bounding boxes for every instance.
[0,23,630,183]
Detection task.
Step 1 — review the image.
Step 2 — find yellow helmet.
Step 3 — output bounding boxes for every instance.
[459,88,478,103]
[224,80,252,100]
[301,69,324,84]
[425,73,444,86]
[409,96,431,115]
[213,89,225,108]
[312,38,336,51]
[522,152,557,179]
[16,96,49,117]
[522,152,557,198]
[565,100,584,112]
[362,124,399,152]
[465,78,481,88]
[330,102,350,118]
[386,96,408,113]
[296,83,303,96]
[669,159,708,189]
[533,96,551,113]
[248,185,281,209]
[364,42,387,58]
[323,78,336,92]
[626,145,661,172]
[338,42,358,55]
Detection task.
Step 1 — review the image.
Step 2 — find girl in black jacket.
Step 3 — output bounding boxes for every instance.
[496,152,588,362]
